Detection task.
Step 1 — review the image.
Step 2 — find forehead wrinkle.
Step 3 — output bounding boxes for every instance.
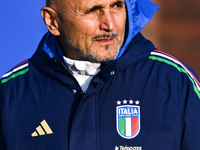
[49,0,125,16]
[87,0,125,10]
[49,0,78,16]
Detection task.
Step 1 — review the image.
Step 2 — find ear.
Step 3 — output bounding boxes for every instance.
[41,7,60,36]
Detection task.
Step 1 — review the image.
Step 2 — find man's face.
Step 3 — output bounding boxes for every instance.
[55,0,126,62]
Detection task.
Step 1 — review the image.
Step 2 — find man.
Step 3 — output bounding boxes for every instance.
[1,0,200,149]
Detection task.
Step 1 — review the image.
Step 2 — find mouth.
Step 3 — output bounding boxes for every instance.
[95,37,114,42]
[94,37,115,45]
[92,33,118,44]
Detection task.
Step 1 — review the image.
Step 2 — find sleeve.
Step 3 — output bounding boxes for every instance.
[0,82,6,150]
[181,74,200,149]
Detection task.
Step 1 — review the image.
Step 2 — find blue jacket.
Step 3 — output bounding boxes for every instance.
[1,0,200,150]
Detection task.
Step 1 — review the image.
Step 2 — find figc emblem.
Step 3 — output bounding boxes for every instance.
[116,101,140,139]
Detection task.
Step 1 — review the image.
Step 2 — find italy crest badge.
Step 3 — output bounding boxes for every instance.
[116,100,140,139]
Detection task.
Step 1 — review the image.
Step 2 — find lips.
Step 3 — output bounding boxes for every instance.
[92,32,118,44]
[95,37,114,41]
[94,37,115,45]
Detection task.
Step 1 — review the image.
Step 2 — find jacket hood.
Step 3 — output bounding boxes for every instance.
[115,0,159,59]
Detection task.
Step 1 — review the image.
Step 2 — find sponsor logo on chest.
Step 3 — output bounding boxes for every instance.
[115,146,142,150]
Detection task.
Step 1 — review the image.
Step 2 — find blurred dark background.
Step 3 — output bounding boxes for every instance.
[142,0,200,77]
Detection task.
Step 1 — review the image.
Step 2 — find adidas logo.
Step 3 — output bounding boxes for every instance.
[31,120,53,137]
[115,146,119,150]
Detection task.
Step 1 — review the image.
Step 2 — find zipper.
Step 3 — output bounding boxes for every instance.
[53,58,116,150]
[52,58,87,149]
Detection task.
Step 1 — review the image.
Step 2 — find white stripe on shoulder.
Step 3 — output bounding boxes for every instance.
[2,63,29,78]
[151,51,200,91]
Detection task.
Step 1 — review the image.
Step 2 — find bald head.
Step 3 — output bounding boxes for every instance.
[45,0,63,10]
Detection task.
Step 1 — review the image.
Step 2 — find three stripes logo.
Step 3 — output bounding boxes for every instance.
[31,120,53,137]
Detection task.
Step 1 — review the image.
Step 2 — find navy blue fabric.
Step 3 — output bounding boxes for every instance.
[1,0,200,150]
[1,32,200,150]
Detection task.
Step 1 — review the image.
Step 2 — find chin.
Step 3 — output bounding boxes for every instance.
[85,53,118,62]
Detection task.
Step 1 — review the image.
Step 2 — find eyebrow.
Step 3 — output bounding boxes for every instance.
[85,0,125,13]
[88,5,103,13]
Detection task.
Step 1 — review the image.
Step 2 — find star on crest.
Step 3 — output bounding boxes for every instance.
[123,100,128,104]
[129,100,134,104]
[117,100,121,105]
[135,100,140,105]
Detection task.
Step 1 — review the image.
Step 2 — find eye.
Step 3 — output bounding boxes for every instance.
[85,5,103,14]
[112,1,125,8]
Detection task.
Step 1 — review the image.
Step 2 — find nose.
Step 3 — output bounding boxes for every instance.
[100,10,115,32]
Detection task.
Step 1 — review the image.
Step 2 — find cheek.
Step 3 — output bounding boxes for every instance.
[115,12,126,30]
[79,18,100,36]
[68,26,93,50]
[119,19,126,32]
[74,21,99,48]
